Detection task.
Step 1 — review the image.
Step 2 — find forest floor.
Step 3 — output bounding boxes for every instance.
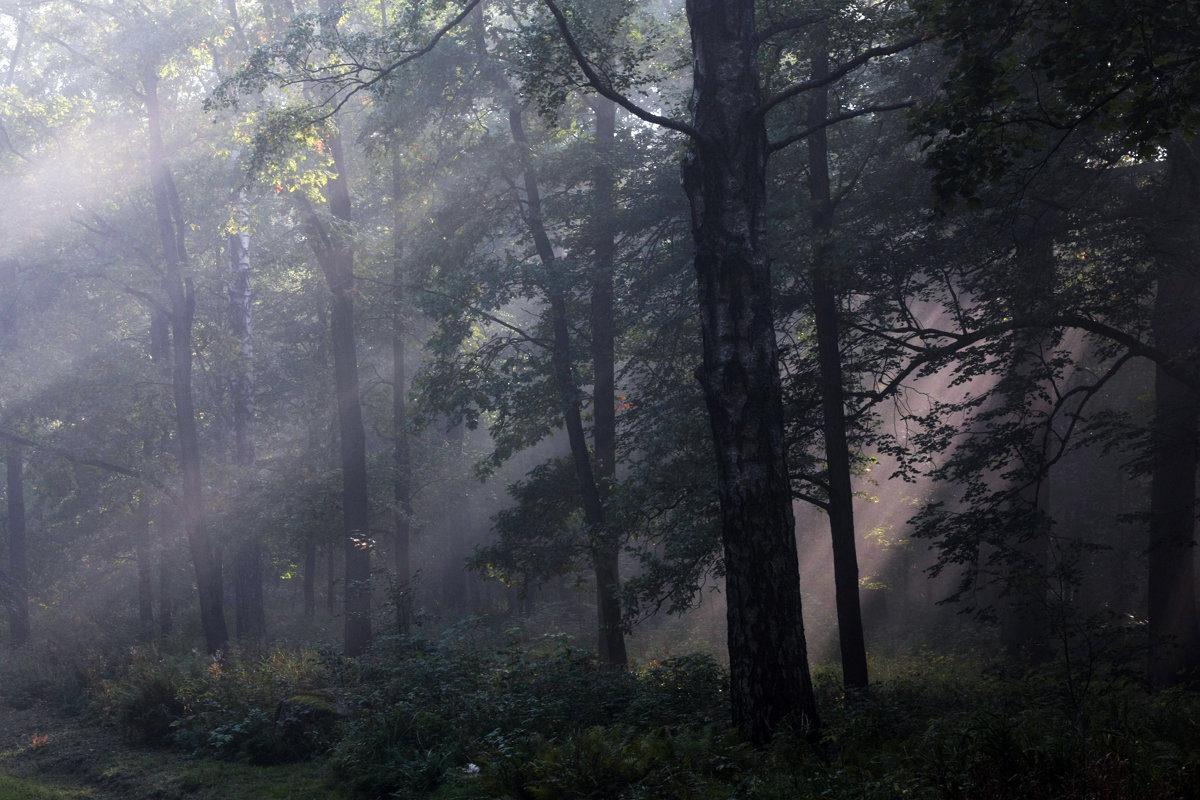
[0,702,348,800]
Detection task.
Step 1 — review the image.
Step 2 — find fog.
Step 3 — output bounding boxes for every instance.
[0,0,1190,705]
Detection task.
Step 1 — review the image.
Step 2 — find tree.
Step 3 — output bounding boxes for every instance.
[914,0,1200,684]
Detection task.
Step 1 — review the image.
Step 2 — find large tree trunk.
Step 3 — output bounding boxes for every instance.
[806,31,868,691]
[145,68,228,655]
[682,0,819,743]
[228,162,266,642]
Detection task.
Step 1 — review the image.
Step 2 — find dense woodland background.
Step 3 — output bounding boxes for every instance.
[1,0,1200,797]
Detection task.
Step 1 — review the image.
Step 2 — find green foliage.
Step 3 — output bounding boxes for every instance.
[95,647,195,744]
[95,645,338,762]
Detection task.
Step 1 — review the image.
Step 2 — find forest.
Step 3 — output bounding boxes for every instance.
[0,0,1199,797]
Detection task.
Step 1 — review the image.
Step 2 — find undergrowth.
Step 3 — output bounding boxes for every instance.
[10,633,1200,799]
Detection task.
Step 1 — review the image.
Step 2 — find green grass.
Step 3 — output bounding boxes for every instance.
[171,761,353,799]
[0,773,90,799]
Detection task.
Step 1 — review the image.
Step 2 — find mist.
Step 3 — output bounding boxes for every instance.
[0,0,1197,796]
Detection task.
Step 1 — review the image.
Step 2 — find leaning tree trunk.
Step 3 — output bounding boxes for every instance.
[145,68,228,655]
[806,30,868,691]
[682,0,818,743]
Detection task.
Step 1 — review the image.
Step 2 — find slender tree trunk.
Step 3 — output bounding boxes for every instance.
[806,32,868,691]
[507,101,627,668]
[134,486,155,640]
[301,1,372,658]
[302,534,316,621]
[0,260,27,647]
[997,212,1058,664]
[228,160,266,642]
[682,0,818,743]
[1147,137,1200,686]
[589,97,627,669]
[390,143,413,636]
[150,309,174,637]
[5,447,28,646]
[145,68,228,655]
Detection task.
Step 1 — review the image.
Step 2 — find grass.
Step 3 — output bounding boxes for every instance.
[0,773,91,799]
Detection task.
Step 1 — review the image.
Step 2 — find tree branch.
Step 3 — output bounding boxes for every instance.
[540,0,699,139]
[0,428,172,496]
[769,101,914,153]
[757,34,925,118]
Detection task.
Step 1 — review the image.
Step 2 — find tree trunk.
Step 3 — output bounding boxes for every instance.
[806,31,868,691]
[302,534,316,621]
[682,0,819,743]
[1147,137,1200,686]
[5,447,28,647]
[589,97,627,670]
[0,260,27,647]
[134,487,155,641]
[149,308,174,637]
[997,211,1058,664]
[507,100,627,668]
[145,68,228,655]
[228,159,266,643]
[390,143,413,637]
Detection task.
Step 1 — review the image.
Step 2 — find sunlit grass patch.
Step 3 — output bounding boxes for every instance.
[0,773,90,800]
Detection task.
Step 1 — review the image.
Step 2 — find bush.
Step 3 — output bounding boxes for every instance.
[95,647,195,743]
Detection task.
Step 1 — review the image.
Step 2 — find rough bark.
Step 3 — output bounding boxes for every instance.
[682,0,818,743]
[806,32,868,691]
[145,68,228,655]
